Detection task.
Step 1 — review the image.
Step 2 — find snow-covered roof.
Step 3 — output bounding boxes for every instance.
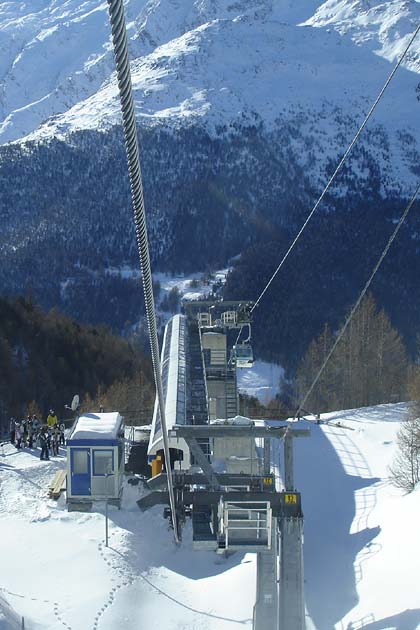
[70,412,123,441]
[211,415,254,426]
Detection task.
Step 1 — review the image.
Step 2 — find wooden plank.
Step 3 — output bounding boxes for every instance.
[49,470,67,499]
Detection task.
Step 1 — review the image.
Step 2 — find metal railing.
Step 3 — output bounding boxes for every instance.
[124,425,135,464]
[197,324,210,423]
[221,501,272,549]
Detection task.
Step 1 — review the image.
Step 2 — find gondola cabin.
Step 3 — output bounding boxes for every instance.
[67,412,125,510]
[232,343,254,368]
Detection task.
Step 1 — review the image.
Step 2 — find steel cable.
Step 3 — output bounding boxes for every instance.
[106,0,179,542]
[296,182,420,417]
[251,23,420,314]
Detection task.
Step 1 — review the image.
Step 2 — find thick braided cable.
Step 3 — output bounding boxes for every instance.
[106,0,179,542]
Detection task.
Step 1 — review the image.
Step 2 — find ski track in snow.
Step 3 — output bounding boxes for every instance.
[93,536,135,630]
[0,585,70,629]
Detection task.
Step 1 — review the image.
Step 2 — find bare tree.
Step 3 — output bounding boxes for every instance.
[407,335,420,401]
[295,294,409,414]
[389,404,420,493]
[80,371,154,426]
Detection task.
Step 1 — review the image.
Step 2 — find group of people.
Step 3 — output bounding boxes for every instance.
[9,410,66,460]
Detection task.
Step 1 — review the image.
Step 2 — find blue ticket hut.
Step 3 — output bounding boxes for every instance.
[67,412,125,509]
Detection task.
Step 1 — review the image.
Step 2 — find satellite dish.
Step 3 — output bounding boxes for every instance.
[71,394,80,411]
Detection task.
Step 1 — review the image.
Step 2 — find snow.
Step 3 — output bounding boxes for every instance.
[155,267,230,305]
[0,1,419,198]
[1,401,419,629]
[292,402,420,629]
[0,445,256,629]
[211,415,254,426]
[69,412,123,440]
[237,360,284,404]
[0,592,21,630]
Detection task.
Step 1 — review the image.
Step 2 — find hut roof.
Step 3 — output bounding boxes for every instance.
[70,412,122,441]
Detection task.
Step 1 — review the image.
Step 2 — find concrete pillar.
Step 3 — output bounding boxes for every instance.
[279,516,305,630]
[254,521,278,630]
[284,432,294,491]
[264,438,271,475]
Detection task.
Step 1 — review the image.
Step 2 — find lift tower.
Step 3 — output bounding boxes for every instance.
[140,302,309,630]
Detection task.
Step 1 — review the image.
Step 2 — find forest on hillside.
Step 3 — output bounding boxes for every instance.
[241,293,420,419]
[224,194,420,369]
[0,296,154,434]
[1,291,418,434]
[2,121,419,344]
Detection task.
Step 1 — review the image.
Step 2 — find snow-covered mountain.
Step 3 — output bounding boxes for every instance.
[1,1,419,151]
[0,1,420,341]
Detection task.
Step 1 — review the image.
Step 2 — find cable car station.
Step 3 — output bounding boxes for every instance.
[141,301,310,630]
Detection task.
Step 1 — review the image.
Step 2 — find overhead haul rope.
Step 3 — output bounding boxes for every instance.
[295,182,420,418]
[250,23,420,315]
[106,0,179,542]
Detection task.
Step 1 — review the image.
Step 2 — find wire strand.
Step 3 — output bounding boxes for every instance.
[296,182,420,417]
[251,23,420,314]
[106,0,179,542]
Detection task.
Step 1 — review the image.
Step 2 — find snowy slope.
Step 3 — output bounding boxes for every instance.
[237,360,284,404]
[293,402,420,629]
[1,402,419,629]
[0,445,256,629]
[0,0,419,152]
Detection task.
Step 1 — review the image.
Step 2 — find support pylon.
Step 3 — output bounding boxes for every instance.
[253,522,278,630]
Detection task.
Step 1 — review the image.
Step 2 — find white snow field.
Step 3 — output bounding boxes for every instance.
[237,360,284,404]
[0,0,419,197]
[0,0,419,146]
[0,402,419,629]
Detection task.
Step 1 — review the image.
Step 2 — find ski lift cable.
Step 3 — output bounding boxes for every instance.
[250,23,420,315]
[106,0,179,542]
[234,322,252,346]
[295,182,420,418]
[234,323,245,347]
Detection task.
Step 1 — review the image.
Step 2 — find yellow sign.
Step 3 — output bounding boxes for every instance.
[263,477,273,485]
[285,493,297,504]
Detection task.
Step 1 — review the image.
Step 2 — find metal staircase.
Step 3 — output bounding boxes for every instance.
[187,320,210,462]
[219,500,272,551]
[225,369,238,418]
[254,526,278,630]
[187,320,209,426]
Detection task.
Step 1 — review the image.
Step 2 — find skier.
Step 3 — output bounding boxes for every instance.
[51,427,60,456]
[58,422,66,446]
[32,414,40,432]
[38,429,50,461]
[27,416,34,448]
[15,421,22,449]
[9,417,16,444]
[22,415,30,447]
[31,415,40,447]
[47,409,58,429]
[46,426,52,450]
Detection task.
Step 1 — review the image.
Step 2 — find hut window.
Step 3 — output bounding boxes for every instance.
[73,450,89,474]
[93,450,114,476]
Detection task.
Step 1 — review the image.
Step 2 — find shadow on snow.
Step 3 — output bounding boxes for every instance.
[293,421,382,630]
[360,608,420,630]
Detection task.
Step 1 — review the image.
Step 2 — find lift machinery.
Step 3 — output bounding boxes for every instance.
[140,301,309,630]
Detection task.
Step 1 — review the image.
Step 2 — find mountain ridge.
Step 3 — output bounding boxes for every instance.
[1,1,419,149]
[0,0,419,363]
